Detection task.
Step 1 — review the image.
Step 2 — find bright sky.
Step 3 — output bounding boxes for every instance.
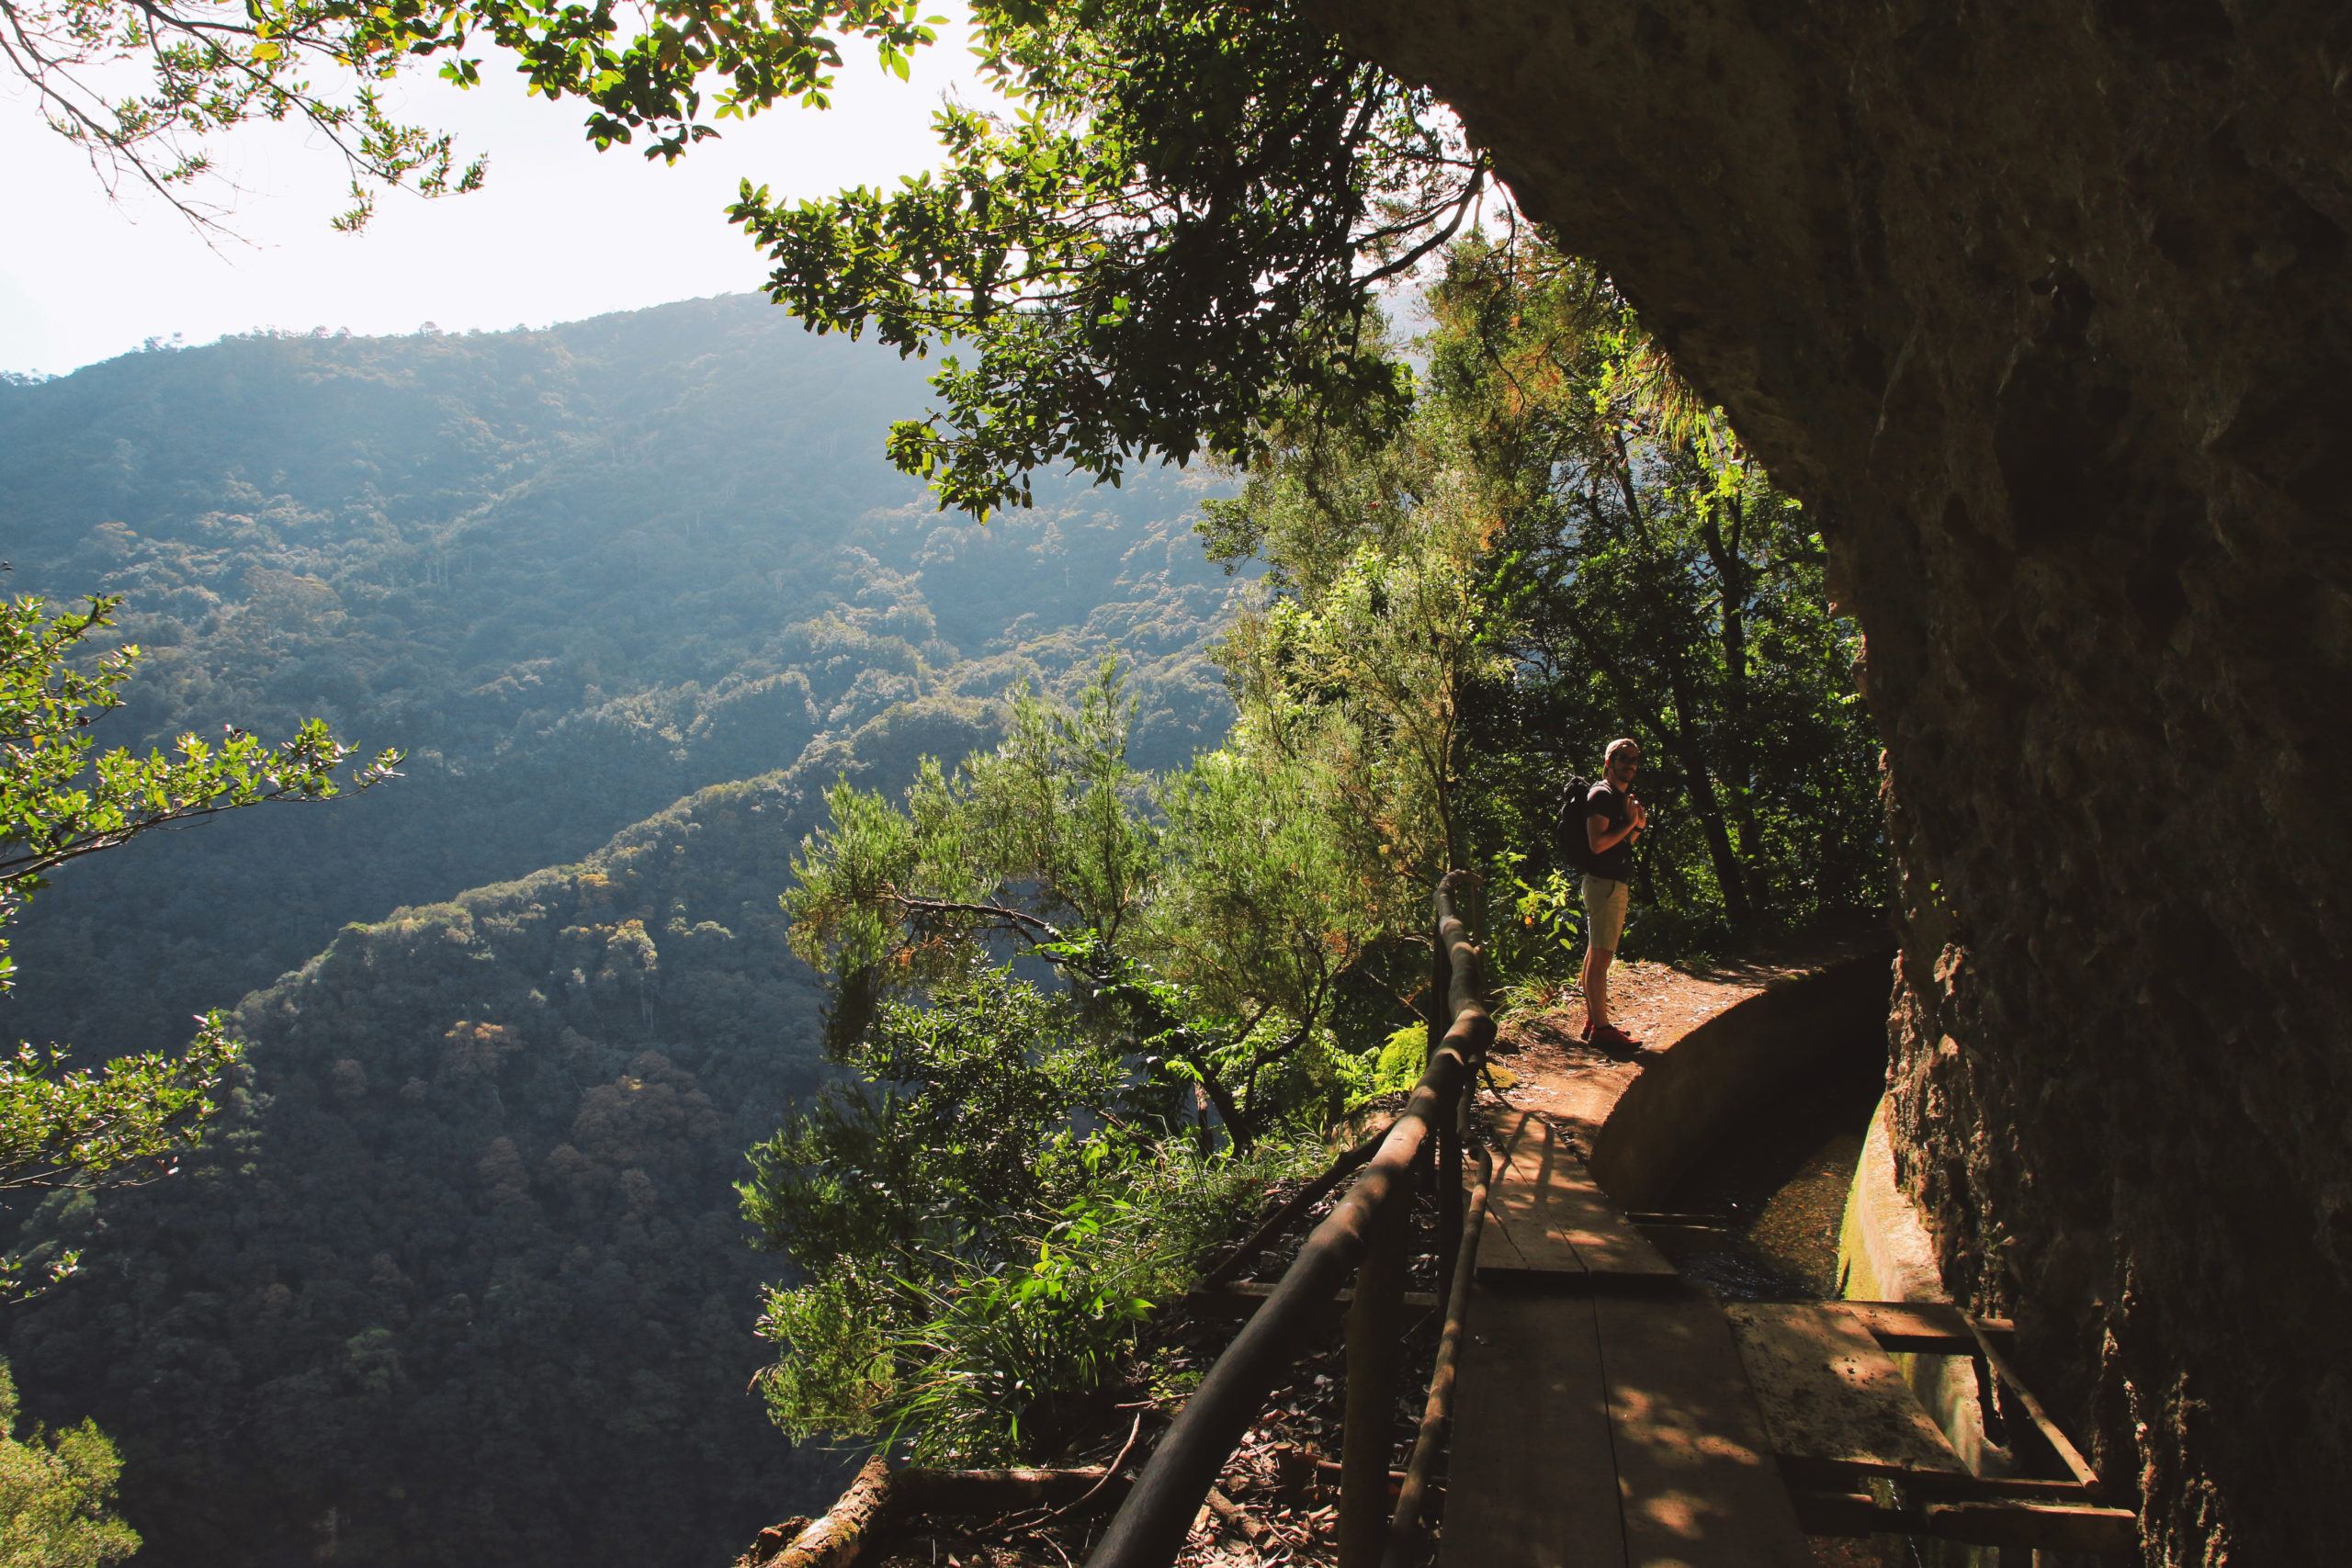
[0,17,990,378]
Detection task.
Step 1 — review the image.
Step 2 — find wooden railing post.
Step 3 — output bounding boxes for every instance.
[1436,1127,1463,1303]
[1383,1142,1496,1568]
[1337,1189,1408,1568]
[1425,910,1450,1070]
[1431,875,1475,1305]
[1428,906,1455,1284]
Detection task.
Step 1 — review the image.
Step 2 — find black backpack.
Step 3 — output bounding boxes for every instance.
[1555,777,1601,875]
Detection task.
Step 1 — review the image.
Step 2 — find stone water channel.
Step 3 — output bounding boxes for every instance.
[1641,1029,1888,1303]
[1626,1028,1961,1568]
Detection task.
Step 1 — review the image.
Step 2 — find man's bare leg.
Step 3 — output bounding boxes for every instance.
[1581,940,1614,1035]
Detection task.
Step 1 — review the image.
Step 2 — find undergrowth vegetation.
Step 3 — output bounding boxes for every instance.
[752,1130,1320,1464]
[746,663,1404,1462]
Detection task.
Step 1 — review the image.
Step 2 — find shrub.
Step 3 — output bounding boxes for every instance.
[0,1361,138,1568]
[755,1136,1323,1464]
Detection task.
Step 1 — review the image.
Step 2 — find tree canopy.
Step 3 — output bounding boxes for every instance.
[730,0,1482,513]
[751,664,1396,1462]
[0,301,1241,1081]
[1211,240,1883,950]
[6,0,932,228]
[782,660,1396,1152]
[1,588,399,913]
[0,583,396,1292]
[0,306,1256,1564]
[0,709,1010,1567]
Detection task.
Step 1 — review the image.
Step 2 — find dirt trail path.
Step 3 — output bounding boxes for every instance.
[1486,918,1893,1154]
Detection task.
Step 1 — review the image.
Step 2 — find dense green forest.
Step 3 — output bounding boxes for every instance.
[0,294,1240,1068]
[4,702,1012,1564]
[0,298,1244,1565]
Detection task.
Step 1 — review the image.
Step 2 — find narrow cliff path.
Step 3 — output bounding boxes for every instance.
[1452,919,1906,1568]
[1486,916,1893,1156]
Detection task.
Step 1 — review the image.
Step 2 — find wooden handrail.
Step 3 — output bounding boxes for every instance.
[1087,874,1494,1568]
[1380,1139,1493,1568]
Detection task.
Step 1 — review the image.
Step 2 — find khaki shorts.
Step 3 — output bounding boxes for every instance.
[1583,875,1630,953]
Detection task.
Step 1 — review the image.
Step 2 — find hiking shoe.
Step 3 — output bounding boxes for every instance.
[1592,1022,1643,1055]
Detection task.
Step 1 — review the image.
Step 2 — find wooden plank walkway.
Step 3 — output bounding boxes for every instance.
[1437,941,2134,1562]
[1444,1110,1812,1568]
[1596,1292,1813,1568]
[1723,1302,1971,1485]
[1444,1290,1623,1568]
[1477,1109,1680,1290]
[1723,1301,2141,1552]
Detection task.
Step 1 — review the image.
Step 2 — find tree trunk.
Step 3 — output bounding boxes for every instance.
[764,1455,893,1568]
[752,1460,1133,1567]
[1698,494,1760,864]
[1657,641,1756,931]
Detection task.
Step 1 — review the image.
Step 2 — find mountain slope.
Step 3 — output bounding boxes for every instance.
[0,295,1238,1064]
[4,699,1017,1566]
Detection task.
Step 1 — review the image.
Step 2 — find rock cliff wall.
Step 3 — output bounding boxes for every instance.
[1311,4,2352,1560]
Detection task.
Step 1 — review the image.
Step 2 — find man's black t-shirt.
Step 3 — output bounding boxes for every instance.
[1586,781,1634,883]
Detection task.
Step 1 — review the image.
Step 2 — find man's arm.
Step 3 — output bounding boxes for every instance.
[1588,804,1644,855]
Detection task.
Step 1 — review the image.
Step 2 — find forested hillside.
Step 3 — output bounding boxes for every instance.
[3,702,1002,1565]
[0,296,1238,1066]
[0,299,1241,1565]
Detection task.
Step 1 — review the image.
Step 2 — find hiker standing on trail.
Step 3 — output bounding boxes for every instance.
[1581,738,1646,1052]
